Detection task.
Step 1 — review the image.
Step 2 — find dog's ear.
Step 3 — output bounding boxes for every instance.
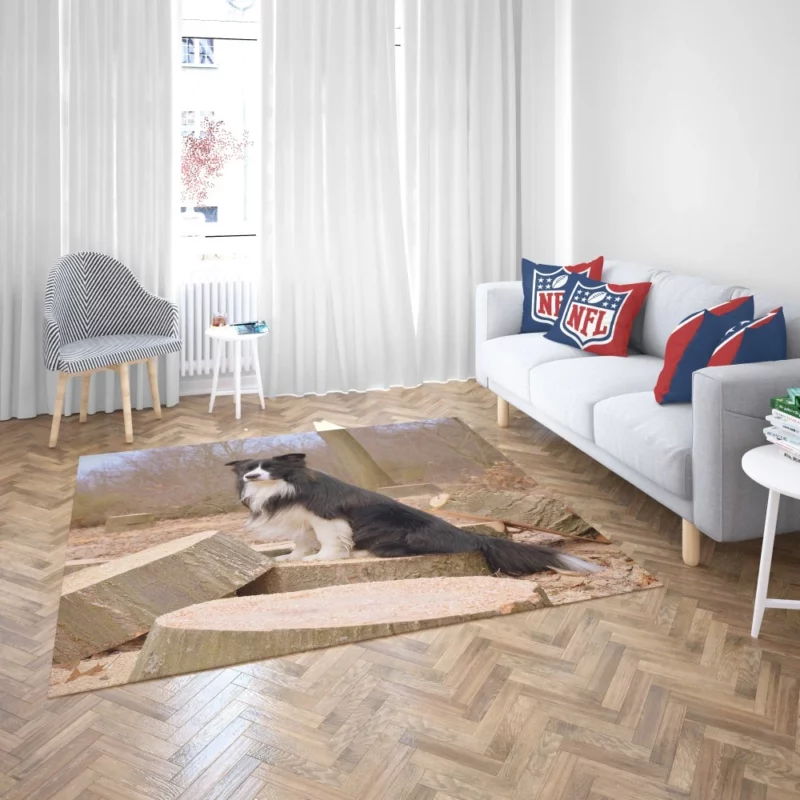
[274,453,306,464]
[225,459,249,470]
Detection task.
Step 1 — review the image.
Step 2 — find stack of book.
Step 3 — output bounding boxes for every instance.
[765,389,800,463]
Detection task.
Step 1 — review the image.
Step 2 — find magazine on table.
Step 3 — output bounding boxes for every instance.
[229,321,269,335]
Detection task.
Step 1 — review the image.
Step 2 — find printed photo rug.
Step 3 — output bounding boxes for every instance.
[50,418,660,696]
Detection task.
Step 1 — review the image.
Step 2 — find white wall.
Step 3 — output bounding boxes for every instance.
[518,0,573,265]
[571,0,800,291]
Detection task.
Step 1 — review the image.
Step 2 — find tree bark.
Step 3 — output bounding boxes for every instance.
[54,530,273,664]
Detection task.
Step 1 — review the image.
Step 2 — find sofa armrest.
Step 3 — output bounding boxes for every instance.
[475,282,523,387]
[692,360,800,542]
[475,282,523,345]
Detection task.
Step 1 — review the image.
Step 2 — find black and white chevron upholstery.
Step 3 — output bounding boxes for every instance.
[43,252,181,373]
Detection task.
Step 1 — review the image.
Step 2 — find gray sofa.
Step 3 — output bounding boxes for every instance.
[476,260,800,565]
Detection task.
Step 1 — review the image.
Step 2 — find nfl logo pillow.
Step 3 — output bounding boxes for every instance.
[543,274,651,356]
[654,296,754,405]
[708,307,787,367]
[521,256,603,333]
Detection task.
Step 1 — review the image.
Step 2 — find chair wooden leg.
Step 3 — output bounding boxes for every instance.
[497,396,509,428]
[49,373,69,448]
[79,375,91,422]
[119,362,134,444]
[146,358,162,419]
[682,519,702,566]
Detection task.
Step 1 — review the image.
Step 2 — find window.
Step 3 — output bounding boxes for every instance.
[182,37,216,67]
[181,206,218,222]
[180,0,260,267]
[181,109,215,135]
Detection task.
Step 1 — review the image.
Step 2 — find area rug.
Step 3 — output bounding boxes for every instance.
[50,417,660,696]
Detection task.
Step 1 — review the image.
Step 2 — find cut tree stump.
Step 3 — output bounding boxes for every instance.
[130,576,550,681]
[64,558,112,575]
[379,483,442,500]
[54,530,273,664]
[316,428,394,490]
[105,513,156,532]
[432,486,609,542]
[239,551,490,595]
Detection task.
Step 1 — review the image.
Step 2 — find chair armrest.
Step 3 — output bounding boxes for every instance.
[42,314,61,371]
[130,290,180,340]
[692,360,800,542]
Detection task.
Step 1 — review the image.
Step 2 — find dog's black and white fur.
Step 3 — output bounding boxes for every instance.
[226,454,600,576]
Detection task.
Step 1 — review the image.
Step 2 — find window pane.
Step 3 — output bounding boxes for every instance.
[182,37,195,64]
[198,38,215,65]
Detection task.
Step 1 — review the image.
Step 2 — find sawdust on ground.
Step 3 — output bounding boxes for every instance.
[66,511,253,560]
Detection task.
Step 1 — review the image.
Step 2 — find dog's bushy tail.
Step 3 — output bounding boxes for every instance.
[475,536,601,576]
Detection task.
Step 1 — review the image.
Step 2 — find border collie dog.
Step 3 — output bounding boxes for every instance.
[226,454,600,576]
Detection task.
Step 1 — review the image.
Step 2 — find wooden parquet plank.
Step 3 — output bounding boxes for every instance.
[2,382,800,798]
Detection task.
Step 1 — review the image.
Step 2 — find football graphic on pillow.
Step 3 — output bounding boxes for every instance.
[544,275,652,356]
[520,256,604,333]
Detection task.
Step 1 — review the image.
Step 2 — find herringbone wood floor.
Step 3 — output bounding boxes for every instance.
[2,381,800,800]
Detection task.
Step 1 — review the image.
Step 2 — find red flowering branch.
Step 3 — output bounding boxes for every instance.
[181,117,251,206]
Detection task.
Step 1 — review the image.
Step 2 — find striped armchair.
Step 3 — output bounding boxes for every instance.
[43,252,182,446]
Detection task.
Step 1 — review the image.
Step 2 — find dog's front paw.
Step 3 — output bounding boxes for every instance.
[300,551,349,562]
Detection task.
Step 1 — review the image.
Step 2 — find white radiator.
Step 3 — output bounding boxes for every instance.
[179,280,259,377]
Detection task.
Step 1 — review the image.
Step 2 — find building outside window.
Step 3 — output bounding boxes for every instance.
[182,37,216,66]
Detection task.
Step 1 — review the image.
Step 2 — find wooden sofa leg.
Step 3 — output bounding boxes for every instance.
[682,519,702,566]
[497,396,509,428]
[49,373,69,448]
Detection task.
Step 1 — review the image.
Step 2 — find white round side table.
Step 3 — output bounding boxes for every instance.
[742,444,800,638]
[205,326,268,420]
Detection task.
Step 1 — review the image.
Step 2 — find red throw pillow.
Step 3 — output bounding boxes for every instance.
[543,274,651,356]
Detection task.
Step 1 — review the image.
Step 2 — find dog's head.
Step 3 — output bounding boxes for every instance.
[225,453,307,483]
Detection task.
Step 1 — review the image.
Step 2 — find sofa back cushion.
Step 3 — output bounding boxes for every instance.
[597,260,800,358]
[638,272,736,358]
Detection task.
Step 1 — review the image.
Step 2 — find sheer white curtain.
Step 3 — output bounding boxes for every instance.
[0,0,61,420]
[261,0,419,397]
[60,0,180,414]
[401,0,521,382]
[0,0,178,421]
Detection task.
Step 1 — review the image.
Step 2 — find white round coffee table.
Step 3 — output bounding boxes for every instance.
[742,444,800,637]
[206,326,268,420]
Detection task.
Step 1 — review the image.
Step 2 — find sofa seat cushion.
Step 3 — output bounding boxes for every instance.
[594,392,693,499]
[528,355,663,439]
[477,333,593,401]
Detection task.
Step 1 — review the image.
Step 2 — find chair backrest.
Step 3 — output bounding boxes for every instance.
[44,252,150,345]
